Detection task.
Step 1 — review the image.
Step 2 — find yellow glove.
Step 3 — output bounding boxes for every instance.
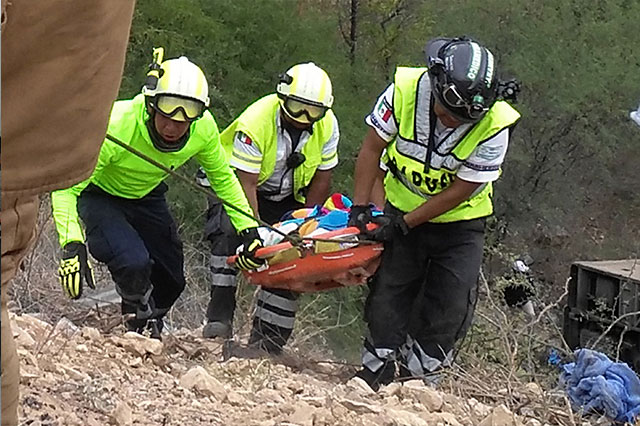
[236,228,266,271]
[58,242,95,299]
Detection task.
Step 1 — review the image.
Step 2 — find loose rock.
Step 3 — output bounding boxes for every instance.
[179,366,227,400]
[112,332,164,356]
[110,401,133,426]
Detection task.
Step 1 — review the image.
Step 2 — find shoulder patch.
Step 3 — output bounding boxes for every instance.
[377,99,393,123]
[239,132,252,145]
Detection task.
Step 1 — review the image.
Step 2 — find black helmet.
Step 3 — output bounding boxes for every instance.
[425,36,498,122]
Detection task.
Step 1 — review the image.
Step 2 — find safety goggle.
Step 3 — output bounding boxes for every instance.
[151,95,205,122]
[282,97,328,123]
[440,84,489,121]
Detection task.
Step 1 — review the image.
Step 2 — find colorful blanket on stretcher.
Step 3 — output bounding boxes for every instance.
[234,194,384,292]
[254,193,381,247]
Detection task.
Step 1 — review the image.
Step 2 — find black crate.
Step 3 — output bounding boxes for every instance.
[562,260,640,370]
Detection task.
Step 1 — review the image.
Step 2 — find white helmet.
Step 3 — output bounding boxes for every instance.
[276,62,333,124]
[142,56,210,122]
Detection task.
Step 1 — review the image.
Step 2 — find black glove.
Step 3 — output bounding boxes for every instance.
[58,242,95,299]
[236,228,266,271]
[366,213,410,242]
[348,205,374,232]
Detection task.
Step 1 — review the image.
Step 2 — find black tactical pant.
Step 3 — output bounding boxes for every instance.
[206,194,303,352]
[78,183,185,323]
[362,203,485,380]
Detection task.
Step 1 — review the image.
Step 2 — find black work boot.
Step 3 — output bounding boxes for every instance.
[124,317,147,334]
[146,318,164,340]
[122,299,156,334]
[203,321,232,339]
[124,317,163,340]
[353,361,396,392]
[247,317,293,355]
[248,326,286,355]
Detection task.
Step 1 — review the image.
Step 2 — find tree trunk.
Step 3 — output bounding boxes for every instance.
[348,0,358,65]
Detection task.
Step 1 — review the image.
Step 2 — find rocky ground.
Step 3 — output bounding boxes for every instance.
[11,312,606,426]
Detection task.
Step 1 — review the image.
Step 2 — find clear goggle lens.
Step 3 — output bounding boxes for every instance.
[153,95,204,121]
[283,98,328,122]
[441,84,488,120]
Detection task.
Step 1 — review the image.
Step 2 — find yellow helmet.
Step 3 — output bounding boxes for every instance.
[142,56,210,122]
[276,62,333,124]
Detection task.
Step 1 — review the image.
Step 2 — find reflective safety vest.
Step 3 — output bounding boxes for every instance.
[385,67,521,222]
[220,94,336,204]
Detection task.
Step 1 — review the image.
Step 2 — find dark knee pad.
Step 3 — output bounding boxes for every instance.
[113,261,153,305]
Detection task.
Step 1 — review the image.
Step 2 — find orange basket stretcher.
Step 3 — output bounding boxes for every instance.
[227,225,383,293]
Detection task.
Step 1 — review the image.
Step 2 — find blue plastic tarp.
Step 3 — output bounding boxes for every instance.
[560,349,640,423]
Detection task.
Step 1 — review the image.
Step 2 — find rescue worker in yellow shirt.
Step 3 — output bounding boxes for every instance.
[51,53,262,339]
[198,63,339,355]
[349,37,521,390]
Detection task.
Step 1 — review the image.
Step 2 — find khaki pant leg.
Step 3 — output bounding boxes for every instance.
[1,303,19,426]
[1,195,39,426]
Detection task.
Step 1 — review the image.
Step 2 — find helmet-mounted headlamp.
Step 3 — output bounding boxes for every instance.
[144,47,165,91]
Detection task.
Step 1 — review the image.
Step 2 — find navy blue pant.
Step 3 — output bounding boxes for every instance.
[77,183,185,318]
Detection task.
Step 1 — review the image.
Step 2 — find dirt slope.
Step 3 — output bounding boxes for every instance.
[12,313,560,426]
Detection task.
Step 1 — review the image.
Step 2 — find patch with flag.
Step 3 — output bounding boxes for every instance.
[377,99,393,123]
[238,132,253,145]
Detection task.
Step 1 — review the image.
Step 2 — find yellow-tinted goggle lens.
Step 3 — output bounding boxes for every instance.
[284,99,327,121]
[155,96,204,121]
